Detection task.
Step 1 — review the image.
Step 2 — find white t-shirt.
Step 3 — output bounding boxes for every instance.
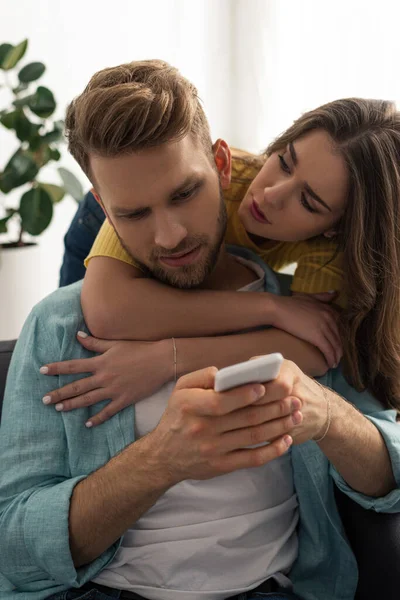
[93,257,298,600]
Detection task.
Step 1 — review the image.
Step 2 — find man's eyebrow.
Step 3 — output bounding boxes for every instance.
[288,142,332,212]
[113,175,202,215]
[168,174,203,199]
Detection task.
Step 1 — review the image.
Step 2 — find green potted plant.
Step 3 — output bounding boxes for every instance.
[0,39,84,340]
[0,38,83,247]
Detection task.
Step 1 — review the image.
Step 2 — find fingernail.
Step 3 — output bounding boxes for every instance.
[77,331,88,338]
[284,435,293,448]
[291,398,301,411]
[42,396,51,405]
[40,366,49,374]
[55,403,64,412]
[253,384,265,400]
[328,290,336,294]
[85,421,93,428]
[292,411,302,425]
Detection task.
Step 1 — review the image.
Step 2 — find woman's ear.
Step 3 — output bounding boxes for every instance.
[323,228,337,239]
[212,139,232,189]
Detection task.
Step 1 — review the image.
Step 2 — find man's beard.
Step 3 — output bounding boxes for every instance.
[117,191,228,289]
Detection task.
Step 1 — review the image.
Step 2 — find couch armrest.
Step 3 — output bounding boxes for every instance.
[0,339,17,421]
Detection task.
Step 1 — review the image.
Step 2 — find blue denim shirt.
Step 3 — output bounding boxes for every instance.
[1,249,400,600]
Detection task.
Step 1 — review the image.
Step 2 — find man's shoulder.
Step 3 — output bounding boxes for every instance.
[31,280,83,322]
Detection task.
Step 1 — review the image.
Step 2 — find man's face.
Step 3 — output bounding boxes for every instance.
[90,136,228,289]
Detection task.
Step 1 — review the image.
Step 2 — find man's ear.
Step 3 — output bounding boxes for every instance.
[212,139,231,190]
[92,189,112,224]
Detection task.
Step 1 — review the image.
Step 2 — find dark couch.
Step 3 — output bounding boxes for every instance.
[1,339,400,598]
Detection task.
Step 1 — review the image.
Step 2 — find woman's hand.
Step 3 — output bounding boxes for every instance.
[40,333,173,427]
[269,292,342,369]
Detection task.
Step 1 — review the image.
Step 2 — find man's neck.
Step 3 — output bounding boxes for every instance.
[200,247,258,291]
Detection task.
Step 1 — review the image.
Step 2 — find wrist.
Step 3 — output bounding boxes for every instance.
[157,338,176,384]
[265,294,283,328]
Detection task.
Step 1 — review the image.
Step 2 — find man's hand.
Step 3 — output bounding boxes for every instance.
[145,365,299,486]
[251,357,329,445]
[269,293,342,369]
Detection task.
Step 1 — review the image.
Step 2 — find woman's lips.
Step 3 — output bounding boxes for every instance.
[159,246,202,267]
[250,200,271,224]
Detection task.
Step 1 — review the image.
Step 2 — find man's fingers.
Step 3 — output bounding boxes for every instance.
[76,332,115,353]
[218,435,293,472]
[218,396,300,433]
[222,412,301,452]
[177,383,265,417]
[175,366,219,391]
[42,375,99,405]
[40,357,99,376]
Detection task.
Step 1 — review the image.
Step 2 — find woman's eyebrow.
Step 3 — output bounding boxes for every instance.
[289,142,332,212]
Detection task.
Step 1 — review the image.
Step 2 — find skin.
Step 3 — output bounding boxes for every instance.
[238,129,348,242]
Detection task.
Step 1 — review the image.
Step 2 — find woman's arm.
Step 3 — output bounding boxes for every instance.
[40,327,328,428]
[82,257,341,368]
[176,328,328,379]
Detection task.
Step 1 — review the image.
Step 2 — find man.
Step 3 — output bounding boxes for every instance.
[0,60,399,600]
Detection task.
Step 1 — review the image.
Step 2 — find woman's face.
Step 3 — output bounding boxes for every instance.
[238,129,348,242]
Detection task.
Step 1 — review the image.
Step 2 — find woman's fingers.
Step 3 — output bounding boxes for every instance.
[85,398,132,428]
[76,332,115,353]
[42,375,100,405]
[40,356,99,376]
[49,388,109,413]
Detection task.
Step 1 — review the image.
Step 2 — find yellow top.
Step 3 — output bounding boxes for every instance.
[85,151,345,307]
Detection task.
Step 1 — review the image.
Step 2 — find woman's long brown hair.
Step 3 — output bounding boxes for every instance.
[267,98,400,410]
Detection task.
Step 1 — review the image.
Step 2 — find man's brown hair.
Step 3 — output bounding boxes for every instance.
[65,59,213,179]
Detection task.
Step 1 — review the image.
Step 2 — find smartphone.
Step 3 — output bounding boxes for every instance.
[214,353,283,392]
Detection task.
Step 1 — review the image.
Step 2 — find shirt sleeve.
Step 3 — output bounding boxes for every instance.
[327,368,400,512]
[84,219,142,270]
[290,239,346,308]
[0,310,120,590]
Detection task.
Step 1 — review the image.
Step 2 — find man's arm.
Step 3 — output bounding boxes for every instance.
[269,362,399,500]
[0,310,118,588]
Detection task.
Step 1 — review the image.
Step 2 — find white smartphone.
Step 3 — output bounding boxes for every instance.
[214,353,283,392]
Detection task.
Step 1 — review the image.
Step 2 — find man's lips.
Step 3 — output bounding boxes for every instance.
[159,245,202,267]
[250,200,271,224]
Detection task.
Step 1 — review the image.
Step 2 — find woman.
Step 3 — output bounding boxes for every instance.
[50,98,400,425]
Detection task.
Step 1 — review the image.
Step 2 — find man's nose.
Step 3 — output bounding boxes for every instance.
[154,216,188,250]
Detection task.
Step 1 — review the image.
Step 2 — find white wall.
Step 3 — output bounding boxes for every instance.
[231,0,400,151]
[0,0,233,338]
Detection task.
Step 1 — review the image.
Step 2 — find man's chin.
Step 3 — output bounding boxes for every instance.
[151,265,209,289]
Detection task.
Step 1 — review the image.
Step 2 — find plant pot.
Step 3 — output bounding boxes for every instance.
[0,242,50,340]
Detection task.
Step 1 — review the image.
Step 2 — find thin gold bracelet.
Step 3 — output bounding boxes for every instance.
[313,385,332,443]
[171,337,177,382]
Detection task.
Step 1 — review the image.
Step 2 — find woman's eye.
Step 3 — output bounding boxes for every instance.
[278,154,291,174]
[300,192,317,214]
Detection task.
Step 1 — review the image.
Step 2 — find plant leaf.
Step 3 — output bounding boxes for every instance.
[13,93,36,108]
[28,86,56,118]
[14,110,42,142]
[0,150,39,193]
[2,39,28,71]
[0,110,18,129]
[18,62,45,83]
[19,187,53,235]
[37,182,65,203]
[58,167,84,201]
[0,215,13,234]
[0,44,13,68]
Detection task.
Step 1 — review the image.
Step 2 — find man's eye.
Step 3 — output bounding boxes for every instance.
[122,210,148,220]
[174,186,197,202]
[278,154,291,174]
